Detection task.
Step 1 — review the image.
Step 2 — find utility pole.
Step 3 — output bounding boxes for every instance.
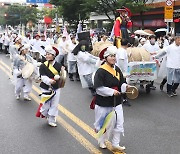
[55,12,60,33]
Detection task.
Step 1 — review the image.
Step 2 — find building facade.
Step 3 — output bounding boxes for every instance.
[132,0,180,35]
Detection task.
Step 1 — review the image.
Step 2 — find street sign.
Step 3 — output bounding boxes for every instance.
[166,0,173,6]
[164,0,174,22]
[26,0,50,3]
[164,6,174,22]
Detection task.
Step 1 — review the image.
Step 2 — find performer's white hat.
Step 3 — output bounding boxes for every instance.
[45,45,59,56]
[13,36,21,42]
[103,46,117,58]
[140,38,146,43]
[18,44,30,52]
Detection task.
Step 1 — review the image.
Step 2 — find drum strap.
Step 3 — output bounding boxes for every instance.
[44,61,59,76]
[100,64,120,81]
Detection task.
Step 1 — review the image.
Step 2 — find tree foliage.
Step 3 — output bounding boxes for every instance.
[0,7,6,25]
[4,5,39,26]
[50,0,151,23]
[50,0,91,25]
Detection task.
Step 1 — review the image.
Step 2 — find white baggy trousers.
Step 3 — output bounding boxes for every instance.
[14,69,32,97]
[94,104,124,146]
[40,88,61,123]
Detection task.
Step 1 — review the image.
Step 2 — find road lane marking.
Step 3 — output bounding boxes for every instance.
[0,60,125,154]
[30,93,102,154]
[0,60,11,71]
[0,63,102,154]
[0,61,97,138]
[0,63,12,77]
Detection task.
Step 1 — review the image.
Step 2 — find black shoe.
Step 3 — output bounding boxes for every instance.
[70,78,74,81]
[76,78,80,81]
[150,85,156,90]
[160,84,163,91]
[140,85,144,89]
[123,99,131,107]
[167,92,174,97]
[91,91,96,96]
[172,91,177,96]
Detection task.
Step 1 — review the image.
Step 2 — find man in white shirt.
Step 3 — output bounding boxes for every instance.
[40,34,49,47]
[67,36,79,81]
[155,36,180,97]
[4,34,11,55]
[116,38,131,106]
[143,35,160,56]
[142,35,160,90]
[31,34,45,61]
[46,33,54,45]
[57,35,69,68]
[0,33,4,53]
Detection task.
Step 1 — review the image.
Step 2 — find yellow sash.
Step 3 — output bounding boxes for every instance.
[100,64,120,81]
[44,61,59,76]
[41,90,56,103]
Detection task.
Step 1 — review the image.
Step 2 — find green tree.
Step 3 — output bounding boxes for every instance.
[85,0,151,20]
[0,7,6,25]
[50,0,91,27]
[4,4,39,26]
[50,0,152,29]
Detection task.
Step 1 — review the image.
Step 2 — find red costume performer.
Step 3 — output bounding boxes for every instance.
[114,7,132,48]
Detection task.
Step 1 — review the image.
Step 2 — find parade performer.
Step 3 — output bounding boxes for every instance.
[114,7,132,48]
[31,34,45,61]
[116,38,131,106]
[38,45,62,127]
[40,34,49,47]
[3,34,11,55]
[67,36,79,81]
[73,40,99,96]
[13,44,33,101]
[57,35,69,68]
[159,38,174,91]
[93,46,128,151]
[0,33,4,53]
[142,35,160,90]
[46,33,55,45]
[10,36,22,83]
[154,36,180,97]
[9,35,21,59]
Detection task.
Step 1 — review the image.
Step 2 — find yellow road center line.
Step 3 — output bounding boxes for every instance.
[30,93,102,154]
[0,60,12,71]
[0,61,96,138]
[0,63,102,154]
[0,64,12,77]
[0,60,125,154]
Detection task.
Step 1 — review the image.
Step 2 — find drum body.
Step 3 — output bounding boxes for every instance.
[58,68,67,88]
[22,63,34,79]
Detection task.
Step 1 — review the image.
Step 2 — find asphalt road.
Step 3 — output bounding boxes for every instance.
[0,53,180,154]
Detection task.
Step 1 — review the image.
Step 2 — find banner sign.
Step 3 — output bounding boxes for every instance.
[26,0,50,3]
[126,62,157,81]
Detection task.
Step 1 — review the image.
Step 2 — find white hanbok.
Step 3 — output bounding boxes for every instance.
[76,51,99,88]
[13,54,33,98]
